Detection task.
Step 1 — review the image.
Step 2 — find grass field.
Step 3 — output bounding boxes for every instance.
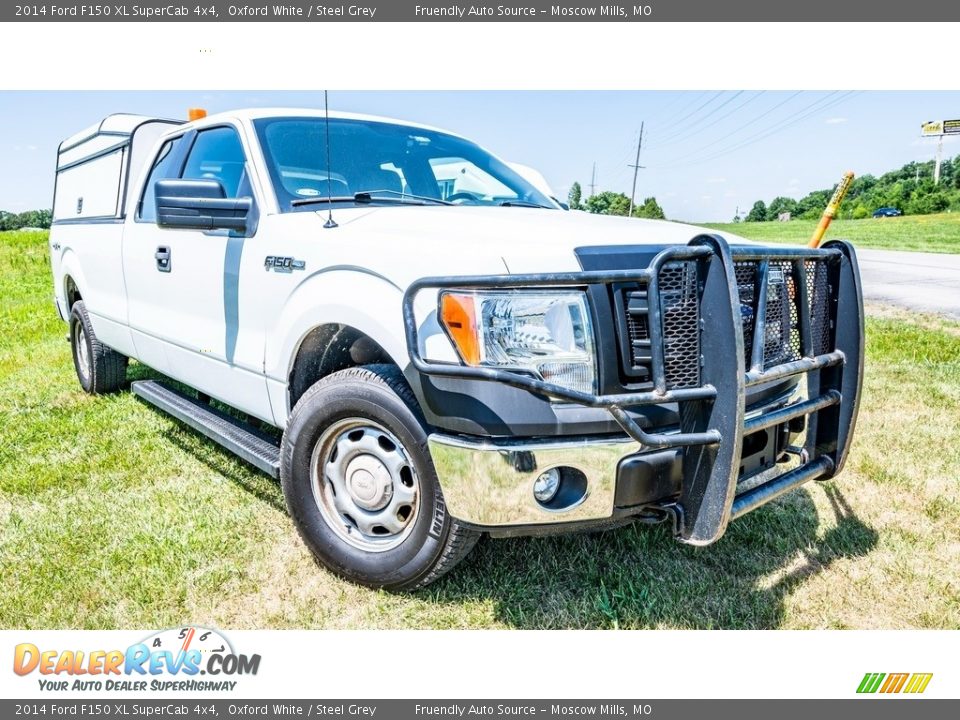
[704,212,960,254]
[1,229,958,630]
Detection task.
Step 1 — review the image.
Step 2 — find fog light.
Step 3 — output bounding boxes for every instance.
[533,468,561,503]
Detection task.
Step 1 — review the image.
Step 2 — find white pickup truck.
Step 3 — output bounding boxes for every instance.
[50,109,864,590]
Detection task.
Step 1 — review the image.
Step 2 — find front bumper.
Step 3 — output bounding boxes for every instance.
[428,432,633,528]
[404,235,864,544]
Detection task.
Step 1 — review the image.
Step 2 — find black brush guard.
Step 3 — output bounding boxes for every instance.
[402,234,864,545]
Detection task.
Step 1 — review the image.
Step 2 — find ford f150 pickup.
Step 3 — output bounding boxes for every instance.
[49,109,864,590]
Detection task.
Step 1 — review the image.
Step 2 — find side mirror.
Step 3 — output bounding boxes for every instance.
[155,179,251,233]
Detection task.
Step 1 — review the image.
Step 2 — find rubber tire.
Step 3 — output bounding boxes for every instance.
[280,364,479,591]
[70,300,128,395]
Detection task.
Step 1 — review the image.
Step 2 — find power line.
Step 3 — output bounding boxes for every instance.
[655,90,804,163]
[651,91,724,136]
[648,91,766,150]
[647,91,746,148]
[657,91,857,170]
[645,91,709,129]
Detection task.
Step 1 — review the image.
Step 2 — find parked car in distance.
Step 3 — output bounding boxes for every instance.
[49,109,865,590]
[872,207,902,218]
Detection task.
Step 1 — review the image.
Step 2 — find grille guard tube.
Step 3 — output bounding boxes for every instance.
[402,234,864,546]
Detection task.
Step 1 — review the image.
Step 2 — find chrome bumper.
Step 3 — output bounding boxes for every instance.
[428,433,639,527]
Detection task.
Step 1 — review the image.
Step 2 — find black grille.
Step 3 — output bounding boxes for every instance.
[659,262,701,388]
[621,261,701,389]
[623,288,652,382]
[734,262,756,364]
[734,260,832,369]
[805,259,832,356]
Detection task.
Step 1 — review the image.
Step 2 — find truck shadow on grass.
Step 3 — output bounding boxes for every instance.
[428,484,878,629]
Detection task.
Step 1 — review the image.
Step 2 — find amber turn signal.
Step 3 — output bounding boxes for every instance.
[439,293,480,366]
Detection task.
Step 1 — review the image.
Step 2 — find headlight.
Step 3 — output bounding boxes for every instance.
[439,289,596,395]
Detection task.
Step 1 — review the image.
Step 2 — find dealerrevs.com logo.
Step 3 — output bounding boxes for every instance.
[13,626,261,692]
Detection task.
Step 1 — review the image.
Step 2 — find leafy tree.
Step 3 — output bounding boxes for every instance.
[742,153,960,220]
[567,182,582,211]
[766,196,798,221]
[745,200,767,222]
[633,196,665,220]
[0,208,53,231]
[585,191,632,216]
[796,189,831,219]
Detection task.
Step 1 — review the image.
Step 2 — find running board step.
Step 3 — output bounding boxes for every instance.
[131,380,281,479]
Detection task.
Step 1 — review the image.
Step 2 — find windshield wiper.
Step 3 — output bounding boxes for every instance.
[291,190,453,208]
[291,195,356,207]
[499,200,552,209]
[355,189,453,205]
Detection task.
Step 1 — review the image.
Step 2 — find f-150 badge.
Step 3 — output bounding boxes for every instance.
[264,256,306,273]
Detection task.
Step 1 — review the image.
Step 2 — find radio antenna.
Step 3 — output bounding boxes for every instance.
[322,89,338,229]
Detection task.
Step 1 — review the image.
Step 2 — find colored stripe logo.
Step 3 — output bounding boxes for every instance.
[857,672,933,694]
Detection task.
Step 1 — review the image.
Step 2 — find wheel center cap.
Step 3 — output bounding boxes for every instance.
[345,455,393,511]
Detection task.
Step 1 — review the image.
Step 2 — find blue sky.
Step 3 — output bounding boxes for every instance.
[1,90,956,222]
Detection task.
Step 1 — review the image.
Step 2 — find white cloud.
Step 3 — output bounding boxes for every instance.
[25,145,37,151]
[825,117,848,125]
[788,178,800,186]
[701,195,713,201]
[705,176,727,184]
[724,190,737,198]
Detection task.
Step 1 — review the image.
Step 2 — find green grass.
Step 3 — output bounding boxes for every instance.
[1,230,959,629]
[703,212,960,254]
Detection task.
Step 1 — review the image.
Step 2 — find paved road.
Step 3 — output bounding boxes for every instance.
[855,248,960,320]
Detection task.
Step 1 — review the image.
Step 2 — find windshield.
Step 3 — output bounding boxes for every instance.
[253,117,557,211]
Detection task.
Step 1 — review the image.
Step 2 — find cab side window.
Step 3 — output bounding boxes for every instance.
[138,136,184,222]
[180,126,248,198]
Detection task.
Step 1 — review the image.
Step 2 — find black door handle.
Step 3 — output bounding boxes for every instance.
[155,246,171,273]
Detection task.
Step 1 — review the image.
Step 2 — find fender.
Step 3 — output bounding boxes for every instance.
[58,249,90,315]
[266,268,409,385]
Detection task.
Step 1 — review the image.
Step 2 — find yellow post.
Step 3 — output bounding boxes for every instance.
[808,170,855,247]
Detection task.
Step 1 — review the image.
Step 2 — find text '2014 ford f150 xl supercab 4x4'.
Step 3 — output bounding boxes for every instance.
[49,109,864,590]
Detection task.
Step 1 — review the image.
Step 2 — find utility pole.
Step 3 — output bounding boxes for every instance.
[589,162,597,197]
[628,122,645,217]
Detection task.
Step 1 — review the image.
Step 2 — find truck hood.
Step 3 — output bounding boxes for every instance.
[301,205,751,287]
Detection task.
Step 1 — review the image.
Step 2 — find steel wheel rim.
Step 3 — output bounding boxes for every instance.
[309,418,421,553]
[75,325,90,382]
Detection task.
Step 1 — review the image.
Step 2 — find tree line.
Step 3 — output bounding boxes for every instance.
[567,182,666,220]
[742,154,960,223]
[0,209,52,231]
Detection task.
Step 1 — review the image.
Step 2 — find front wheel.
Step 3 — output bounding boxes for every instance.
[280,364,479,591]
